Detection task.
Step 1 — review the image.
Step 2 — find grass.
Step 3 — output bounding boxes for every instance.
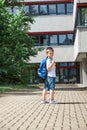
[0,84,39,93]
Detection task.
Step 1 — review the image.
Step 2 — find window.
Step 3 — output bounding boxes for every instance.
[30,33,73,46]
[24,5,30,15]
[60,62,67,66]
[59,34,66,45]
[77,7,87,26]
[57,4,65,14]
[56,62,80,83]
[27,62,80,84]
[12,6,19,14]
[59,68,68,83]
[68,62,75,66]
[49,4,56,15]
[30,5,39,15]
[81,8,87,26]
[40,5,47,15]
[68,69,77,83]
[59,34,73,45]
[67,34,73,44]
[33,36,40,46]
[12,3,73,16]
[49,35,58,45]
[40,35,48,46]
[66,3,73,14]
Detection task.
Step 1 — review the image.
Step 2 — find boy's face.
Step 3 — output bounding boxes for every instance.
[46,50,54,58]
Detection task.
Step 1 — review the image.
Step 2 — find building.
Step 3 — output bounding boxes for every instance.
[13,0,87,86]
[73,0,87,86]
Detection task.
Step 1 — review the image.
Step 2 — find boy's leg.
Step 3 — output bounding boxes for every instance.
[50,90,54,101]
[48,77,57,103]
[49,89,57,104]
[41,78,49,103]
[42,89,47,100]
[48,77,55,100]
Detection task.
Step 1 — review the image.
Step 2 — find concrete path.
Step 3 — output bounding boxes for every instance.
[0,85,87,130]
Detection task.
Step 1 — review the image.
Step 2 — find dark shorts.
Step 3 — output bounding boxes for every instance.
[44,76,55,90]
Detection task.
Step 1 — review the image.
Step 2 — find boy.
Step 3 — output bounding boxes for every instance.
[41,47,57,104]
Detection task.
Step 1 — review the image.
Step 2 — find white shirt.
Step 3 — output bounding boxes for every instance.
[46,57,56,77]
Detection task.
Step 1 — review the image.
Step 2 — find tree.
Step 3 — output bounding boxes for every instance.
[0,0,38,84]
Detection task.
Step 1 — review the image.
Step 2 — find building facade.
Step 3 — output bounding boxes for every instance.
[73,0,87,86]
[13,0,87,85]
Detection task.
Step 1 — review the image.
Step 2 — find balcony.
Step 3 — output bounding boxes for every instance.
[74,26,87,61]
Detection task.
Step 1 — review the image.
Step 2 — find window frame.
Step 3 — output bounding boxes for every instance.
[30,4,39,15]
[49,34,58,46]
[66,3,73,14]
[48,4,57,15]
[24,5,30,16]
[57,3,66,15]
[11,3,73,16]
[40,4,48,15]
[30,33,73,47]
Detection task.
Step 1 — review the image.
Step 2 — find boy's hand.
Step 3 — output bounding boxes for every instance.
[52,60,56,64]
[47,60,56,71]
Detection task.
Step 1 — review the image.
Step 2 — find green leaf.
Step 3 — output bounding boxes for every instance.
[0,1,39,84]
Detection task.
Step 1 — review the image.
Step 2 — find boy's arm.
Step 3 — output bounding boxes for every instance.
[47,60,56,71]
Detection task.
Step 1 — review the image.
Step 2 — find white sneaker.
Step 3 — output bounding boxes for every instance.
[41,100,49,104]
[49,100,57,104]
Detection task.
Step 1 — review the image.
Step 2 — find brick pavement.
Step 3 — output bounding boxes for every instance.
[0,85,87,130]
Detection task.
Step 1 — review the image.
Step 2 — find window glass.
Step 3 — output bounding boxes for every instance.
[40,5,47,15]
[68,62,75,66]
[60,62,67,66]
[49,4,56,15]
[33,36,40,46]
[56,62,80,83]
[31,5,39,15]
[76,62,80,66]
[68,69,77,83]
[82,8,87,26]
[59,34,66,45]
[67,34,73,44]
[60,68,68,83]
[40,35,48,46]
[31,34,73,46]
[57,4,65,14]
[24,5,30,15]
[67,3,73,14]
[50,35,57,45]
[12,6,19,14]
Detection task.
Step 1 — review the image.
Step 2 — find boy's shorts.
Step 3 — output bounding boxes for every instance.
[44,76,55,90]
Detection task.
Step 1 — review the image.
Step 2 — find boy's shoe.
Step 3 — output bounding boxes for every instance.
[49,100,57,104]
[41,100,49,104]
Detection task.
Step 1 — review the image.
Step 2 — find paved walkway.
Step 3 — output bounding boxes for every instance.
[0,85,87,130]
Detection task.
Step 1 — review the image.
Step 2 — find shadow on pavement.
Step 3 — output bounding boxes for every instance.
[56,102,87,104]
[56,87,87,91]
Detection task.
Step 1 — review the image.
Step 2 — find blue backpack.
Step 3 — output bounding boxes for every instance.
[37,58,47,79]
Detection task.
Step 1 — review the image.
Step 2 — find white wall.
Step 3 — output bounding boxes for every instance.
[74,27,87,61]
[73,0,77,28]
[29,46,74,63]
[82,59,87,86]
[74,27,79,60]
[80,28,87,52]
[77,0,87,2]
[30,15,73,32]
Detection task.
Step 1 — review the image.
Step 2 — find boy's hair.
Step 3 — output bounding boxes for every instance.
[46,47,54,54]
